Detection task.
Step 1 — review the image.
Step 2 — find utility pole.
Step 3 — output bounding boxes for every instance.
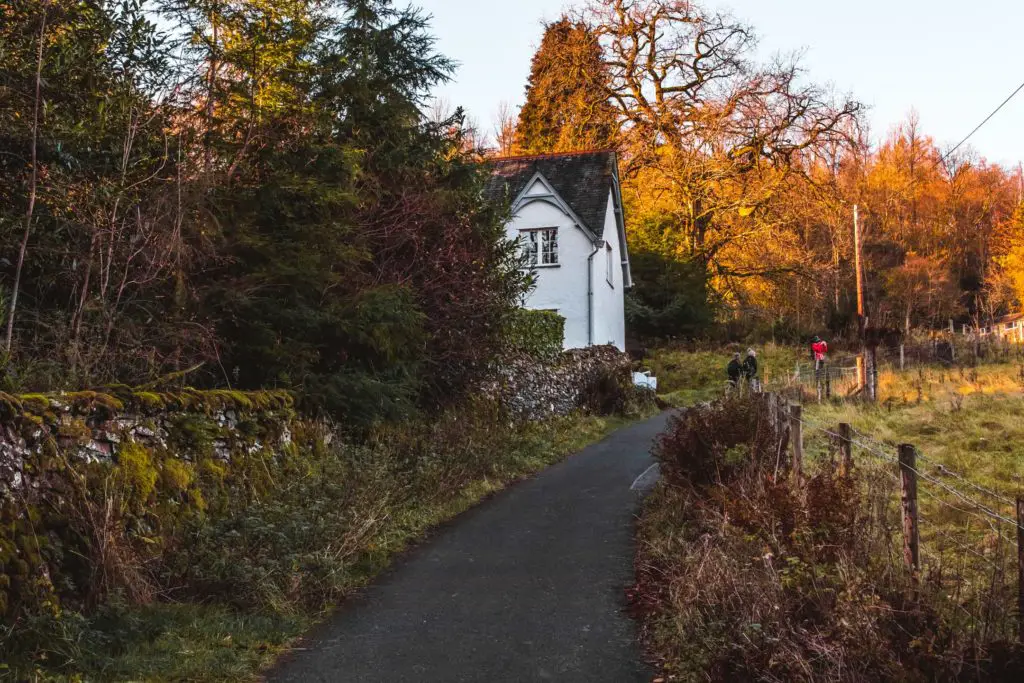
[854,204,868,393]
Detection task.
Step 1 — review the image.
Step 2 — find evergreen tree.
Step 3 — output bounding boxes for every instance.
[202,0,527,423]
[514,17,618,155]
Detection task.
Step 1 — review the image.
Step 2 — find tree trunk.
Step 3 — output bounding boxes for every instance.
[5,8,47,353]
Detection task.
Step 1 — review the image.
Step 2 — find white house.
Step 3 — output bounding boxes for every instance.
[485,150,632,351]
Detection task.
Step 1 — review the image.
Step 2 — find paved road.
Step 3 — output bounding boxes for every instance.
[268,412,671,683]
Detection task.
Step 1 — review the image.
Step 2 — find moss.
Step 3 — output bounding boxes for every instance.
[56,418,92,442]
[198,458,228,485]
[18,393,51,415]
[0,392,24,420]
[168,415,222,455]
[161,459,194,492]
[116,441,159,506]
[62,391,124,417]
[130,391,167,411]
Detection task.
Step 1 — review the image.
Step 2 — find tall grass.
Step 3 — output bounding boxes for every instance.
[636,392,1024,682]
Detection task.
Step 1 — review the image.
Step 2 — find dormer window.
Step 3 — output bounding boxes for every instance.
[521,228,559,266]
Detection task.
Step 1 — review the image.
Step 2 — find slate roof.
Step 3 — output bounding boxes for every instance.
[995,312,1024,324]
[483,150,619,236]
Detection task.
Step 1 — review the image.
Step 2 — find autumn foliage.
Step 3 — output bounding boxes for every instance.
[510,0,1024,341]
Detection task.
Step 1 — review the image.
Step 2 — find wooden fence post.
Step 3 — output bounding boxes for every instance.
[869,347,879,401]
[838,423,853,476]
[1017,496,1024,643]
[899,444,920,574]
[790,404,803,482]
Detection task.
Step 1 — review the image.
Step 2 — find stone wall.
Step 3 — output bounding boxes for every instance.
[0,388,319,619]
[482,345,634,421]
[0,389,298,497]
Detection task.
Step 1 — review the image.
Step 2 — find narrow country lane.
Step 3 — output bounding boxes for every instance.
[267,412,671,683]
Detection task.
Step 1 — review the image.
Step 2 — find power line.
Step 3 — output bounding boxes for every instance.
[939,77,1024,166]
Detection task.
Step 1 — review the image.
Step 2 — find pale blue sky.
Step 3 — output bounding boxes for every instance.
[419,0,1024,167]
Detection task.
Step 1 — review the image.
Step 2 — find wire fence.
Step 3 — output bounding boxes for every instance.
[765,397,1024,646]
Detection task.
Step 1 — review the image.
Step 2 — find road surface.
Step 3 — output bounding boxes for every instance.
[268,412,671,683]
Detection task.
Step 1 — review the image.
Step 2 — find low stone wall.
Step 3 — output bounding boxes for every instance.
[0,389,298,496]
[0,388,320,620]
[482,345,634,421]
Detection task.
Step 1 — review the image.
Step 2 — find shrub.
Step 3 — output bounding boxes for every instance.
[653,395,784,488]
[637,397,1024,682]
[579,364,657,417]
[504,309,566,359]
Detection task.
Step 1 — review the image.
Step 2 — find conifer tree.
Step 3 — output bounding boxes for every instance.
[514,18,618,155]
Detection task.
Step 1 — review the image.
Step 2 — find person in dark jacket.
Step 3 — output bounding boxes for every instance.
[743,348,759,392]
[726,352,743,391]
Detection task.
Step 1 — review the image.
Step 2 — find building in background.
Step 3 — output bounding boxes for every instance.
[484,150,632,351]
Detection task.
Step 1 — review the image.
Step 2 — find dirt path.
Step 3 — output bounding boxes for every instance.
[266,412,670,683]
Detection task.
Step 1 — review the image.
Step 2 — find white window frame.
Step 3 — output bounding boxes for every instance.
[605,243,614,287]
[520,228,559,267]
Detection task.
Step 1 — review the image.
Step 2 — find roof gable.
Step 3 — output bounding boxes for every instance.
[483,150,618,237]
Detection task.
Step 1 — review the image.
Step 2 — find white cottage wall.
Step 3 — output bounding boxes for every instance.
[506,197,593,350]
[592,190,626,351]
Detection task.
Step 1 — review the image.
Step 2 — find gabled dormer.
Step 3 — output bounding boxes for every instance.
[484,150,632,288]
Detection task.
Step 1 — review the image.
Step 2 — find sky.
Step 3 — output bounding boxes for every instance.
[418,0,1024,168]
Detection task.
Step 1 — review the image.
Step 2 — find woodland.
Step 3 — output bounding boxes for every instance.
[497,1,1024,344]
[0,0,529,425]
[3,0,1023,418]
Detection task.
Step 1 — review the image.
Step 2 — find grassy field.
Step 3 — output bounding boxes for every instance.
[650,344,1024,524]
[802,363,1024,498]
[645,344,805,405]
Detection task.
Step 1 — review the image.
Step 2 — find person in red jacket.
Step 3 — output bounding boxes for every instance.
[811,336,828,367]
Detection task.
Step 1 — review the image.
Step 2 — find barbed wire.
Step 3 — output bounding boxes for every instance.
[843,423,1018,507]
[791,413,1020,531]
[927,527,1006,571]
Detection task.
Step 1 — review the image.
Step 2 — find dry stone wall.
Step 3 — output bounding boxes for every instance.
[482,345,634,421]
[0,389,297,497]
[0,388,318,620]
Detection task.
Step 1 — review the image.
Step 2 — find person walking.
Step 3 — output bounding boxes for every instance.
[811,336,828,370]
[811,335,829,399]
[743,348,759,393]
[726,352,743,393]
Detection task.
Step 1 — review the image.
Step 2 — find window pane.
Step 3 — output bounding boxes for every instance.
[541,229,558,264]
[521,231,538,266]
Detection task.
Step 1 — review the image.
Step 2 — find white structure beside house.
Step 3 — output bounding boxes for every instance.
[485,150,632,351]
[969,312,1024,343]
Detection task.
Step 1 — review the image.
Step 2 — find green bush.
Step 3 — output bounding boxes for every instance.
[504,309,566,358]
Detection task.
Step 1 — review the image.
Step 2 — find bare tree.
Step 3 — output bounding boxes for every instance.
[580,0,863,275]
[493,101,518,156]
[6,5,48,352]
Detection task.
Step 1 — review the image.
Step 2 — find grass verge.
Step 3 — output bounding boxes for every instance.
[3,406,653,682]
[634,382,1024,682]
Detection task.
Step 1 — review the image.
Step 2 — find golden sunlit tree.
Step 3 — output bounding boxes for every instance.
[514,17,619,154]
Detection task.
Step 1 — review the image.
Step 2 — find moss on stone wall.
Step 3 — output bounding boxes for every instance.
[0,387,305,623]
